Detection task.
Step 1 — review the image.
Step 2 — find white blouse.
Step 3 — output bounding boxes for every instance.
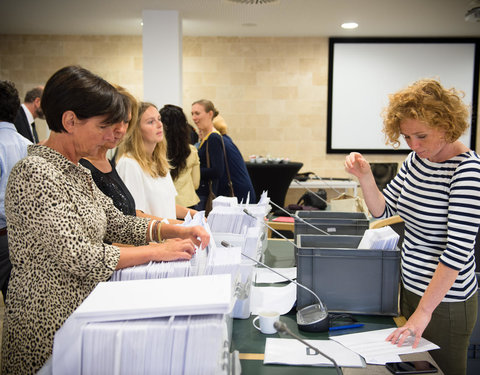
[116,156,177,220]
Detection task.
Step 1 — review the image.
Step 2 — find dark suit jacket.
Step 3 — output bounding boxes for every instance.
[14,107,34,142]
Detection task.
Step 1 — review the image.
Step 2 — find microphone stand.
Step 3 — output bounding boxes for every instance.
[242,208,300,246]
[268,200,330,236]
[274,321,343,375]
[223,226,330,333]
[221,241,324,309]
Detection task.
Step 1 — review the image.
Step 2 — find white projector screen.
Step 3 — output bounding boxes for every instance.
[327,38,479,154]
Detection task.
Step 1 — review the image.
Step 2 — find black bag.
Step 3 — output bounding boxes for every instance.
[205,187,216,216]
[296,189,327,210]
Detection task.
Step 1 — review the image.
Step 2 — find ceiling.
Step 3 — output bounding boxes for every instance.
[1,0,479,37]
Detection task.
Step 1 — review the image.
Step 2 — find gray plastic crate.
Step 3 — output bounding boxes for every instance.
[296,211,368,220]
[294,211,369,237]
[296,234,400,316]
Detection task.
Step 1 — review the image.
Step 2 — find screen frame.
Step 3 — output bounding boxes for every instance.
[326,37,480,154]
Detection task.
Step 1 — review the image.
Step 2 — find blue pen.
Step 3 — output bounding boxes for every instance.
[329,323,364,331]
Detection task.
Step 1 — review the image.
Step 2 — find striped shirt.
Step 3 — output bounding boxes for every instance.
[381,151,480,302]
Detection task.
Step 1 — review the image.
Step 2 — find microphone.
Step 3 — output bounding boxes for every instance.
[221,239,329,333]
[268,200,330,236]
[273,321,343,375]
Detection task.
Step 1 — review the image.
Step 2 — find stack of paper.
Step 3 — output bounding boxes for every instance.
[52,275,233,374]
[213,226,265,260]
[207,195,271,234]
[81,314,227,375]
[357,226,400,251]
[111,213,242,281]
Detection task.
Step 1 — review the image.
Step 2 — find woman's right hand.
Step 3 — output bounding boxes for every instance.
[117,239,196,270]
[150,239,196,262]
[344,152,371,179]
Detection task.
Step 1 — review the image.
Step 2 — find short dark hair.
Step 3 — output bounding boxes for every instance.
[24,87,43,103]
[41,65,126,133]
[0,80,20,123]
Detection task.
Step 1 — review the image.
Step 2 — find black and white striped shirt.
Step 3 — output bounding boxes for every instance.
[382,151,480,302]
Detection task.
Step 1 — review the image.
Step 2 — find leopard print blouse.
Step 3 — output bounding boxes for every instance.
[1,145,149,374]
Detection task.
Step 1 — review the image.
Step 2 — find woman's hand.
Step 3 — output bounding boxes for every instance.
[344,152,372,179]
[178,225,210,250]
[117,239,196,269]
[150,238,197,261]
[386,309,432,349]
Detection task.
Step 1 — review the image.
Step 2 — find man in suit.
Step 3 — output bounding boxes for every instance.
[0,80,31,301]
[14,86,44,143]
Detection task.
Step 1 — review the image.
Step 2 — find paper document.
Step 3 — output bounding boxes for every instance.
[255,267,296,284]
[264,337,365,367]
[75,274,233,320]
[357,227,400,251]
[329,327,439,365]
[250,282,296,315]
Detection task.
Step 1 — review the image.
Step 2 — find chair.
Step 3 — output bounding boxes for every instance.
[246,161,303,209]
[370,215,405,249]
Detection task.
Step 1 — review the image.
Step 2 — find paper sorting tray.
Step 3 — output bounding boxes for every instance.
[296,234,400,316]
[294,211,369,236]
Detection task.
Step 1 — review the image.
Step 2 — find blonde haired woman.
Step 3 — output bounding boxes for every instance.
[116,102,196,220]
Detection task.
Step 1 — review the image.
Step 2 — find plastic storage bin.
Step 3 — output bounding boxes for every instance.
[294,211,369,237]
[296,234,400,316]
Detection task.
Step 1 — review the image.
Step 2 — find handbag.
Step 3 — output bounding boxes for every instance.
[204,135,235,215]
[296,189,327,210]
[205,141,216,215]
[219,136,235,197]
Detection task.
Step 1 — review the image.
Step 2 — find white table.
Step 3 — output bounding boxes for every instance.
[289,179,358,196]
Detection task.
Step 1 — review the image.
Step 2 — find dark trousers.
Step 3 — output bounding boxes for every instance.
[194,195,207,211]
[0,234,12,301]
[401,286,478,375]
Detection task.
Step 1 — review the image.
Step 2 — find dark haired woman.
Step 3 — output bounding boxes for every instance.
[1,66,209,374]
[160,104,200,209]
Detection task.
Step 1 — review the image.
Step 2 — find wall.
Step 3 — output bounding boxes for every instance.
[1,34,477,179]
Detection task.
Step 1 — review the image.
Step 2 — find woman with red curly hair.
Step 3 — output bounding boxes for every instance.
[345,79,479,375]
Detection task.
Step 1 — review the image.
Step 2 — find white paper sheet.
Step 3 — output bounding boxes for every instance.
[255,267,297,284]
[75,274,232,320]
[264,337,365,367]
[329,327,440,365]
[250,282,296,315]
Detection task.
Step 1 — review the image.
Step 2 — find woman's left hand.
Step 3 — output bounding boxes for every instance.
[386,309,432,348]
[181,225,210,249]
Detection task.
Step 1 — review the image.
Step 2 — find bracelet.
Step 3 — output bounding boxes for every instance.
[149,220,156,242]
[156,221,163,243]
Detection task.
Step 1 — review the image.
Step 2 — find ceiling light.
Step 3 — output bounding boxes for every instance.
[225,0,279,4]
[341,22,359,29]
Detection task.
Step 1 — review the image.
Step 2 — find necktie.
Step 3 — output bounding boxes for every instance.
[31,121,39,143]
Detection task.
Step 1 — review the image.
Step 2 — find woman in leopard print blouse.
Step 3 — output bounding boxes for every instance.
[1,66,210,375]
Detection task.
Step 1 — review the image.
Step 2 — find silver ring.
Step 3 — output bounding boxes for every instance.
[407,328,414,336]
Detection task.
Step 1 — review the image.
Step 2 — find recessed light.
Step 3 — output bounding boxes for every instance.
[341,22,358,29]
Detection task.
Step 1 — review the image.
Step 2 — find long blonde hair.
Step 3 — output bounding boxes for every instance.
[116,102,170,177]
